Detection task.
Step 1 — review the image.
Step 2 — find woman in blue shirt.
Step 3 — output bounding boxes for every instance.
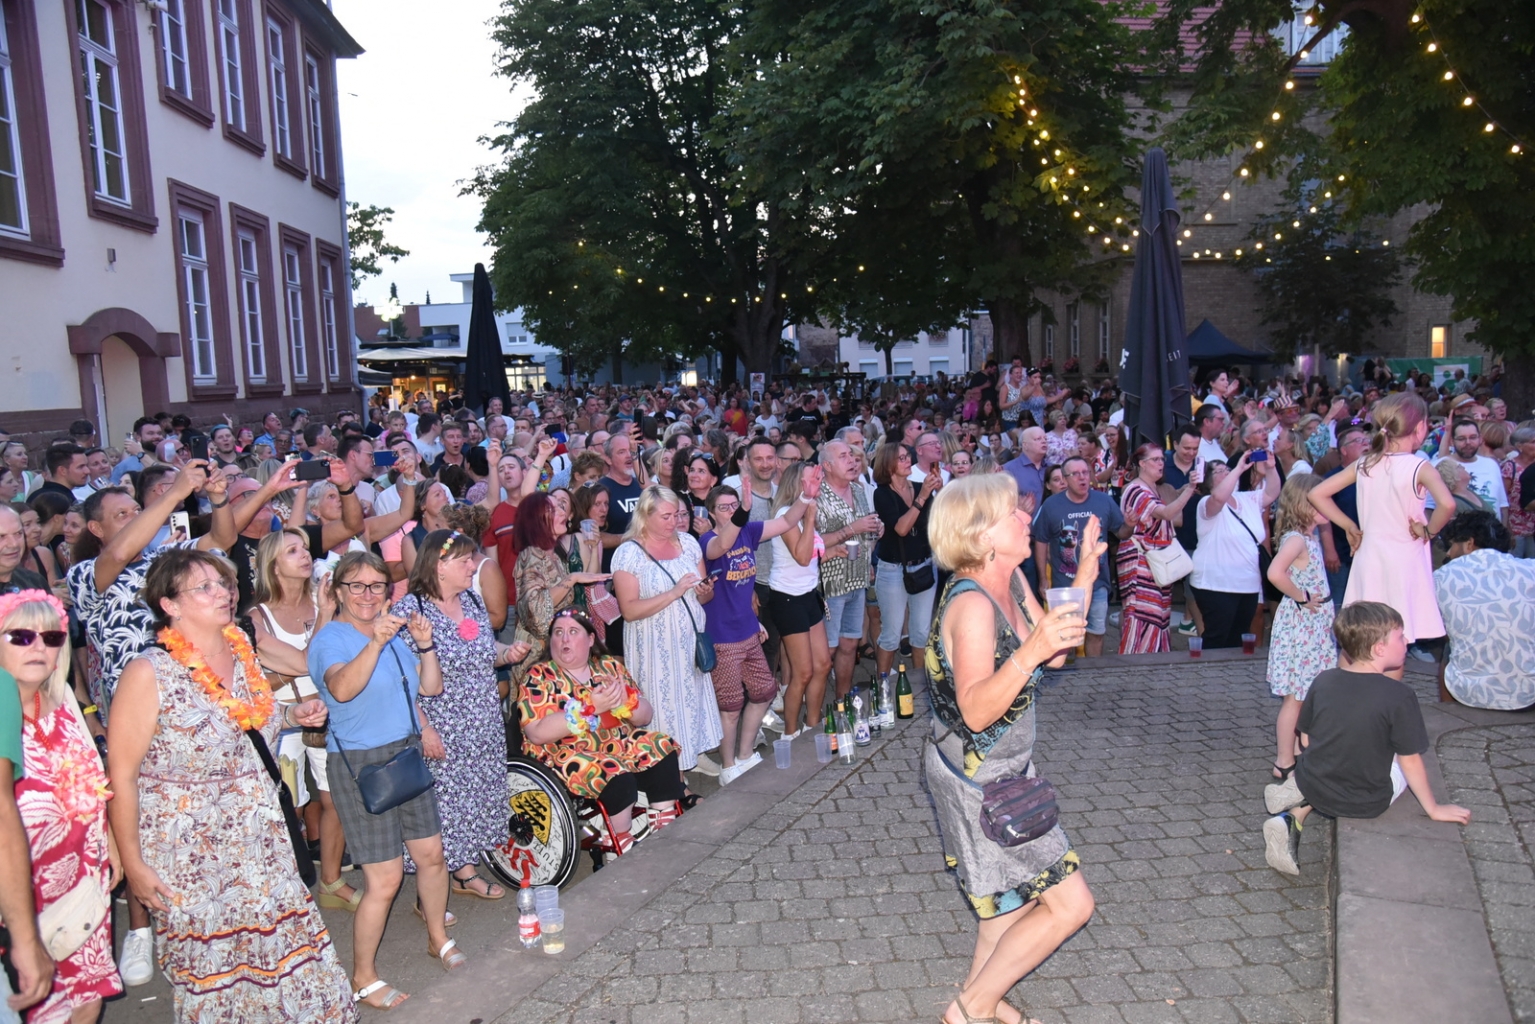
[307,551,460,1010]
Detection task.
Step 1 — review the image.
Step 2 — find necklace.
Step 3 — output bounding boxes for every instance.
[159,624,274,730]
[20,690,57,751]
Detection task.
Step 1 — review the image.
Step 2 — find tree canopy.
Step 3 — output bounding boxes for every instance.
[346,203,409,292]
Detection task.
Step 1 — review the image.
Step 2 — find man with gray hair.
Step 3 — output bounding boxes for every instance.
[816,441,883,698]
[0,505,46,596]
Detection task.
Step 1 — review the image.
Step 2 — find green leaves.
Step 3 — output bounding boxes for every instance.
[346,203,410,292]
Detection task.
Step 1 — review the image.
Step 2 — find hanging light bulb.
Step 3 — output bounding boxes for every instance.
[1271,111,1281,121]
[1284,80,1295,90]
[1411,12,1420,22]
[1463,96,1475,107]
[1426,42,1437,52]
[1204,212,1214,221]
[1222,191,1231,200]
[1254,140,1265,149]
[1444,70,1454,80]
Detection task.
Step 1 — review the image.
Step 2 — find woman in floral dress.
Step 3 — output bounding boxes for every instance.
[3,589,121,1024]
[106,550,354,1023]
[393,530,530,901]
[1265,475,1338,779]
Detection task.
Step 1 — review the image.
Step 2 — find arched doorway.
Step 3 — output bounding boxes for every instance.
[67,308,178,436]
[99,336,144,443]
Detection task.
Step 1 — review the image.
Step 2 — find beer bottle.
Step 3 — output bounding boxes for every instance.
[824,702,838,754]
[896,664,914,720]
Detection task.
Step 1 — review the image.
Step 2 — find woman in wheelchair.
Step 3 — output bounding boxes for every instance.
[518,609,684,857]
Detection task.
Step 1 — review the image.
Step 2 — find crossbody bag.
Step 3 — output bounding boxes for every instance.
[331,645,436,814]
[1225,502,1280,601]
[930,727,1059,848]
[625,540,716,673]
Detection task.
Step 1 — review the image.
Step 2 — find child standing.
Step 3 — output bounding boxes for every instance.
[1261,602,1471,875]
[1309,392,1456,644]
[1265,473,1336,781]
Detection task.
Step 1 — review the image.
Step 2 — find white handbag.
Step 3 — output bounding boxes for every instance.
[37,877,110,960]
[1136,536,1193,586]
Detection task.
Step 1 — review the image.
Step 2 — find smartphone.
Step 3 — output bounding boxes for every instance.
[169,511,191,542]
[188,434,209,461]
[1250,449,1269,463]
[294,459,331,481]
[374,450,398,468]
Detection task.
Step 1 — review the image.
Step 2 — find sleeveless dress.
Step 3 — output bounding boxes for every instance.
[257,599,323,804]
[1344,453,1445,642]
[1265,531,1337,698]
[922,575,1079,920]
[135,647,356,1022]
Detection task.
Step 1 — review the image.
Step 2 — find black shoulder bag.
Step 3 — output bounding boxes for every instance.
[244,726,317,886]
[626,540,716,673]
[332,645,437,814]
[899,496,936,594]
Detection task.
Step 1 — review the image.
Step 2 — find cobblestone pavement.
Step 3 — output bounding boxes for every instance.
[495,656,1333,1024]
[1438,723,1535,1024]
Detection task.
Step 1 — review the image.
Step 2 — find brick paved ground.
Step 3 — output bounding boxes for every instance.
[493,655,1333,1024]
[1437,723,1535,1024]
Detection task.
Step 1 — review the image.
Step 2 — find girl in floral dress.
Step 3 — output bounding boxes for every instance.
[1265,475,1337,780]
[3,590,121,1024]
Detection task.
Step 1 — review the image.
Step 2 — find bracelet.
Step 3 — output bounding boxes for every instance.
[798,494,814,504]
[418,644,437,653]
[337,485,357,496]
[82,704,99,715]
[209,497,229,508]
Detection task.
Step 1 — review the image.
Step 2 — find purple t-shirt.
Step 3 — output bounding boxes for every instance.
[701,520,767,643]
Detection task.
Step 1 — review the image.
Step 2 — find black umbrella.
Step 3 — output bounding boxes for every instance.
[1119,147,1192,449]
[462,263,510,416]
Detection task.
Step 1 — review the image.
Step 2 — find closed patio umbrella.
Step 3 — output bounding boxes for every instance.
[462,263,510,416]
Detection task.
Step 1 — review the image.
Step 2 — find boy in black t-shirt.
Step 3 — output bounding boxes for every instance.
[1262,601,1471,875]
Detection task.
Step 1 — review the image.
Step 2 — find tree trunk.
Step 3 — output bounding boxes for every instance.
[988,295,1032,366]
[1503,356,1535,422]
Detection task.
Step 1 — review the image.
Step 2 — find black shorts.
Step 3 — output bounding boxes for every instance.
[767,589,824,637]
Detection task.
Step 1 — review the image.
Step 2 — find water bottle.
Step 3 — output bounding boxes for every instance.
[852,688,871,746]
[868,681,883,736]
[878,673,896,728]
[517,885,541,948]
[836,700,856,765]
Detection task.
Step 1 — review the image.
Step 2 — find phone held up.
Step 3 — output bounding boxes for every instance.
[294,459,331,482]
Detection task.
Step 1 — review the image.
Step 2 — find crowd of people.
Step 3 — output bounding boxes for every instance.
[0,355,1529,1022]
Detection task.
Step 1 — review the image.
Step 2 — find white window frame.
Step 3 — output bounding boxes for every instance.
[1097,303,1110,360]
[1068,303,1081,358]
[319,259,339,379]
[284,244,308,380]
[179,209,215,381]
[160,0,192,99]
[1044,323,1055,360]
[237,229,266,382]
[0,12,28,238]
[893,359,914,377]
[304,53,325,179]
[858,359,880,379]
[217,0,244,132]
[265,18,290,159]
[76,0,129,204]
[929,358,949,378]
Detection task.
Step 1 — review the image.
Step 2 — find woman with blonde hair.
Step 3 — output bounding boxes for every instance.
[4,589,123,1023]
[1264,475,1336,780]
[611,485,721,787]
[763,461,833,737]
[1310,392,1456,643]
[1435,460,1485,516]
[921,475,1098,1024]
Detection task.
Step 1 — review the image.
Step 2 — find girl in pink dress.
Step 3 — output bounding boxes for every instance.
[1309,393,1456,644]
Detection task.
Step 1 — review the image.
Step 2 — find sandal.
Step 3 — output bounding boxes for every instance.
[680,790,702,810]
[943,995,1000,1024]
[1272,762,1296,781]
[353,979,409,1010]
[450,871,506,901]
[856,642,876,661]
[317,877,363,912]
[413,900,457,928]
[427,937,468,972]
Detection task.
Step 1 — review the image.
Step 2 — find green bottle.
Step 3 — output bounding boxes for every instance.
[824,701,838,754]
[896,664,914,720]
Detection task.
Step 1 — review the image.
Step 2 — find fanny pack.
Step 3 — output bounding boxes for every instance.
[931,728,1059,847]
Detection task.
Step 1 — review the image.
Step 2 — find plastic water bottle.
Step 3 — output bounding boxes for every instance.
[517,885,541,948]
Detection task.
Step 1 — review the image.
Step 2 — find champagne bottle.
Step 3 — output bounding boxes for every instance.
[896,664,914,720]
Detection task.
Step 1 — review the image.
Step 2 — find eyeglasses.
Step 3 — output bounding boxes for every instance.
[179,579,233,598]
[4,629,67,648]
[713,502,739,514]
[339,581,390,596]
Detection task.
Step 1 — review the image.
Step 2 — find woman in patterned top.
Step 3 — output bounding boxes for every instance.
[922,474,1098,1024]
[519,609,682,857]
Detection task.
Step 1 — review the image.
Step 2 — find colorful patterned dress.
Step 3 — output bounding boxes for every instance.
[134,647,356,1023]
[512,546,576,682]
[392,591,509,873]
[517,656,679,799]
[17,701,121,1024]
[1117,479,1175,653]
[1266,530,1337,698]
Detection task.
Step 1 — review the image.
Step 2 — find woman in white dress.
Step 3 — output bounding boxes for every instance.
[612,485,722,791]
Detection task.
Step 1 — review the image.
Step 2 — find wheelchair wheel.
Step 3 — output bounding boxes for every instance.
[485,756,580,890]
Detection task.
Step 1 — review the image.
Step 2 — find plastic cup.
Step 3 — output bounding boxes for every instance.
[815,733,834,763]
[1045,587,1088,620]
[533,885,559,915]
[1242,633,1257,655]
[1188,637,1203,658]
[774,738,792,769]
[580,519,598,540]
[844,539,860,561]
[538,908,564,954]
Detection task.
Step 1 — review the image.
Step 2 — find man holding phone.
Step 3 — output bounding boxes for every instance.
[339,435,378,515]
[1163,424,1206,637]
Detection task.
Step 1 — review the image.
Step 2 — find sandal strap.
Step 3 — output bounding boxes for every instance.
[354,980,389,1002]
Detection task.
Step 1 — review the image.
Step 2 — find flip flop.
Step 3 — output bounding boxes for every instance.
[450,871,506,900]
[428,937,468,972]
[353,979,409,1010]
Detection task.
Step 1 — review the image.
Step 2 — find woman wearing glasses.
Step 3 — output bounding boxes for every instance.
[4,589,123,1023]
[391,533,532,905]
[307,551,456,1009]
[108,551,355,1020]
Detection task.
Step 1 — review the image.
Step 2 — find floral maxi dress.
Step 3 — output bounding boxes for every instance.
[393,591,509,873]
[135,647,356,1023]
[1266,531,1337,698]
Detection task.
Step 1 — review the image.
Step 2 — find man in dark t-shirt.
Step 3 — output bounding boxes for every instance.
[1261,602,1470,875]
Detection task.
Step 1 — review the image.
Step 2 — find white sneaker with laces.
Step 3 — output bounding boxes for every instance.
[119,927,155,987]
[691,751,722,777]
[761,708,785,733]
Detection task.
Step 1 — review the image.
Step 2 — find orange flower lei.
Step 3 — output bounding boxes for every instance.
[159,624,275,730]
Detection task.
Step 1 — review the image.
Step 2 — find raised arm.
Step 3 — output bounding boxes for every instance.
[318,459,365,550]
[95,460,211,591]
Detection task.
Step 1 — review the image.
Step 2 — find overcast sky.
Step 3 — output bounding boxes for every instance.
[333,1,528,310]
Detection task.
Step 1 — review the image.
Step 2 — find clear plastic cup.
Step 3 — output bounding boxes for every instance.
[774,737,792,769]
[1045,587,1088,619]
[1188,637,1203,658]
[538,908,564,954]
[533,885,559,915]
[815,733,834,763]
[1242,633,1258,655]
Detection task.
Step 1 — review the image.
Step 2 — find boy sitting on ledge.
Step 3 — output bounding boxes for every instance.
[1262,600,1471,875]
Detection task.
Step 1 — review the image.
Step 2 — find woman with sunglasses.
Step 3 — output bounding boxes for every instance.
[671,451,722,539]
[109,551,355,1020]
[307,551,456,1008]
[3,590,123,1023]
[392,533,532,905]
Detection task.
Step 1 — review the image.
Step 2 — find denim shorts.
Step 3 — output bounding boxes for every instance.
[823,588,866,646]
[1085,588,1109,636]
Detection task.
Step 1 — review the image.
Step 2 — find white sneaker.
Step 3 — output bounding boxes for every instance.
[119,927,154,987]
[1407,645,1436,663]
[771,691,785,713]
[721,752,763,785]
[753,728,768,750]
[761,708,785,733]
[691,751,722,777]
